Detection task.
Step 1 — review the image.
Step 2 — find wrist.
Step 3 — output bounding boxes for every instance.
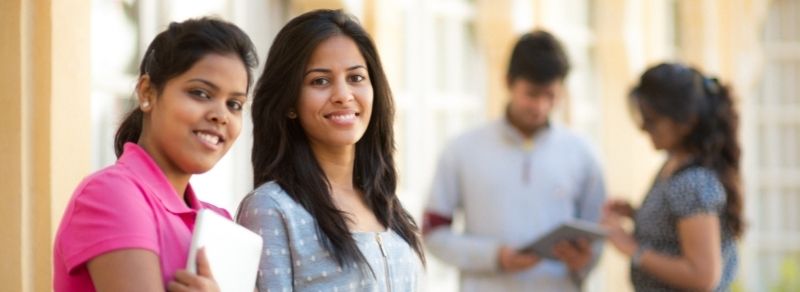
[497,246,509,271]
[631,245,647,267]
[624,241,640,257]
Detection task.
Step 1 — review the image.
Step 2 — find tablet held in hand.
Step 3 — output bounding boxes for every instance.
[519,220,606,260]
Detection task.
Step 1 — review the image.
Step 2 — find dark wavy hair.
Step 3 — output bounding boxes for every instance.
[250,9,425,269]
[631,63,743,238]
[114,17,258,157]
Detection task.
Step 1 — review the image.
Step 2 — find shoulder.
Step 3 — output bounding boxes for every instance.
[546,124,603,166]
[246,181,294,208]
[548,124,596,153]
[238,181,304,219]
[70,164,151,210]
[460,121,498,140]
[79,164,141,192]
[665,166,726,214]
[443,121,501,153]
[670,166,723,191]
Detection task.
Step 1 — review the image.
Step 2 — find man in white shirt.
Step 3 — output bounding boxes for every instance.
[423,30,606,292]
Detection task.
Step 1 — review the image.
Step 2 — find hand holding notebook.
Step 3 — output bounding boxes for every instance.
[186,209,263,292]
[519,220,606,260]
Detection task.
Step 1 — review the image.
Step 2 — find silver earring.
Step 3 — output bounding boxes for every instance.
[142,101,149,108]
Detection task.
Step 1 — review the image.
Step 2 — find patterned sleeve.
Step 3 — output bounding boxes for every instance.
[236,191,294,292]
[665,168,726,218]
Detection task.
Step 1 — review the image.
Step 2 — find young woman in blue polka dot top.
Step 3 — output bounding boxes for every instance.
[237,9,425,292]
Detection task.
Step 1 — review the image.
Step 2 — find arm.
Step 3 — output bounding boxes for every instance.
[236,193,294,291]
[422,145,505,273]
[635,215,722,291]
[90,248,219,292]
[88,249,164,292]
[605,169,726,291]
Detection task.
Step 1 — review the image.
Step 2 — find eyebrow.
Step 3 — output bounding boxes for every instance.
[303,65,367,76]
[188,78,247,98]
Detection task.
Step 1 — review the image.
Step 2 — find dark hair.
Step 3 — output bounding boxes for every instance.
[114,17,258,157]
[506,30,570,85]
[250,9,424,269]
[631,63,744,238]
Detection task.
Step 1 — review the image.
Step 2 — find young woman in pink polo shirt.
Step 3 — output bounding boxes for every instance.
[54,18,257,292]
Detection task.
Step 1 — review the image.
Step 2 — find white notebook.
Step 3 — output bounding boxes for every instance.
[186,209,263,292]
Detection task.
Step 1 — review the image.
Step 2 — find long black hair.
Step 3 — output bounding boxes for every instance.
[631,63,744,238]
[114,17,258,157]
[250,9,425,268]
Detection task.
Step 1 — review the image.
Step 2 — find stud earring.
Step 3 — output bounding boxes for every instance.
[287,111,297,119]
[142,101,149,108]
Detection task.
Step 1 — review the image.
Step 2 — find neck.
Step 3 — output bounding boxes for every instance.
[138,140,191,200]
[668,148,693,164]
[310,143,356,193]
[659,148,695,179]
[506,113,546,139]
[163,172,191,201]
[517,124,544,139]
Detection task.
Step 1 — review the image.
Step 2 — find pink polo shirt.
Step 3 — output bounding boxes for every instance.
[53,143,231,291]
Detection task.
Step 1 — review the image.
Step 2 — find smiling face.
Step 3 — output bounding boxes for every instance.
[138,53,248,176]
[297,35,373,152]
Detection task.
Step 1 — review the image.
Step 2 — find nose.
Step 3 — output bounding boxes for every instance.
[330,81,354,104]
[207,100,228,125]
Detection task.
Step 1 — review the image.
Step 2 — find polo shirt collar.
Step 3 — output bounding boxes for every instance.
[499,116,552,147]
[117,142,201,214]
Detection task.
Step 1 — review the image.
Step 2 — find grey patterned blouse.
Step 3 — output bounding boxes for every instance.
[632,165,738,291]
[236,182,425,292]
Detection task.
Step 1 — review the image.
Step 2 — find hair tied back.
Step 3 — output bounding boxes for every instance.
[704,76,721,96]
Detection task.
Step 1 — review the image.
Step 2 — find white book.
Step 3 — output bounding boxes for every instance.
[186,209,263,292]
[519,220,606,260]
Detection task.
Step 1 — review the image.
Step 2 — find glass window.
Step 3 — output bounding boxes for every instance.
[747,0,800,289]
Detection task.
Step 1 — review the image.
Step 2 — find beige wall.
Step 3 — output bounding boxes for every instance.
[289,0,345,17]
[1,0,24,290]
[0,0,91,291]
[475,0,517,117]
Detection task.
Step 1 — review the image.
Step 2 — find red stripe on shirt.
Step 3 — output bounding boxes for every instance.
[422,211,453,236]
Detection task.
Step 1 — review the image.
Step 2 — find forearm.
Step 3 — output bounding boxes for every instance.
[636,248,721,291]
[425,228,501,273]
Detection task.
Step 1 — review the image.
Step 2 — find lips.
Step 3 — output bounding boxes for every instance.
[193,130,224,147]
[324,110,360,123]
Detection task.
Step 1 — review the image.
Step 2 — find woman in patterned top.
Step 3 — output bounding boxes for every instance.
[602,63,743,291]
[237,9,425,291]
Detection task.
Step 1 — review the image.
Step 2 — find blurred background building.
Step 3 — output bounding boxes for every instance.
[2,0,798,291]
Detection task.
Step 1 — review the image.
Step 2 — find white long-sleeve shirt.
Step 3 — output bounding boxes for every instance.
[424,119,606,292]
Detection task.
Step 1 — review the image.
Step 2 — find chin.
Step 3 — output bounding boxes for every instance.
[184,158,219,174]
[333,132,365,144]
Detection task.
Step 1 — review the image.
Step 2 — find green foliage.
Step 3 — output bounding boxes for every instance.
[771,256,800,292]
